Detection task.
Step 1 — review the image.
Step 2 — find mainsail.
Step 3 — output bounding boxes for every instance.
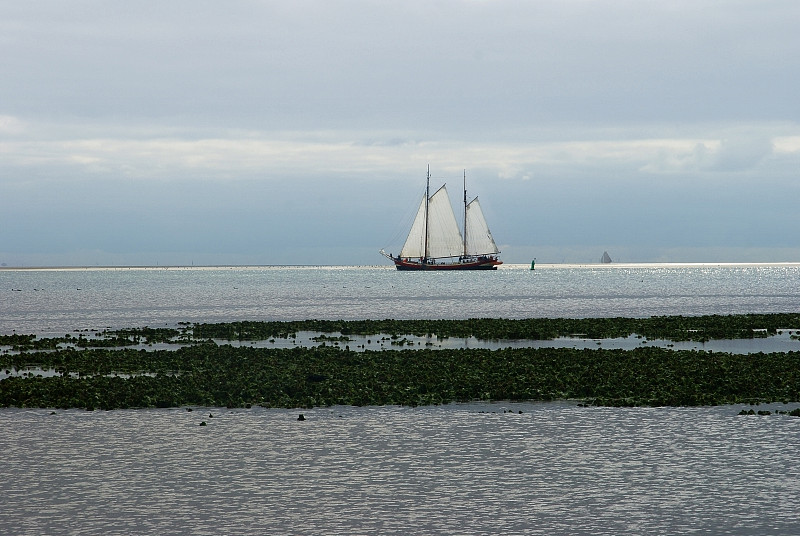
[464,197,499,256]
[425,185,464,259]
[399,185,462,259]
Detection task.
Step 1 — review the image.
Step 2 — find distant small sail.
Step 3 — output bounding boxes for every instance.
[600,251,612,263]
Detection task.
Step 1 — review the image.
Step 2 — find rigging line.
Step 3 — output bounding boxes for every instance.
[382,185,427,251]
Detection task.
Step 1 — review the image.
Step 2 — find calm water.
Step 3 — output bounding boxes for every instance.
[2,402,799,536]
[2,263,800,534]
[2,263,800,335]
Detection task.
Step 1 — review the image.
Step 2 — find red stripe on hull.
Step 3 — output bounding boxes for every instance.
[393,258,502,271]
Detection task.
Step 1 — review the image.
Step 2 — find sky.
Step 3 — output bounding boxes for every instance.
[2,0,800,266]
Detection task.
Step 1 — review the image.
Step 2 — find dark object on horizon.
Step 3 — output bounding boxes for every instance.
[601,251,612,264]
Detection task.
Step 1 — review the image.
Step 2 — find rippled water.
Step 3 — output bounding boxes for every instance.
[3,264,800,534]
[2,263,800,335]
[2,402,798,535]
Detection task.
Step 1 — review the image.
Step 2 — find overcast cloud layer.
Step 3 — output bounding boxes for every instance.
[2,1,800,266]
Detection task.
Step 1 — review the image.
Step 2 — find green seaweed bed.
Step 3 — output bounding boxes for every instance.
[2,314,800,410]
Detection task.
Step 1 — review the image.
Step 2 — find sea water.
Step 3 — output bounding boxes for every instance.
[2,263,800,335]
[2,263,800,534]
[1,402,798,535]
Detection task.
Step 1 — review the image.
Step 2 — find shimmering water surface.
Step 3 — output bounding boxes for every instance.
[2,402,799,536]
[3,264,800,534]
[2,263,800,335]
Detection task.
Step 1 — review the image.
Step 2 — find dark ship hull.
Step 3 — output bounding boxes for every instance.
[391,256,502,271]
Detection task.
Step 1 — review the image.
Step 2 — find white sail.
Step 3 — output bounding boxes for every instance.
[465,197,499,255]
[399,185,464,260]
[426,185,464,259]
[399,194,428,258]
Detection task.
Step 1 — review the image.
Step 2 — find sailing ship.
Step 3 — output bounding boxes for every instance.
[380,167,502,270]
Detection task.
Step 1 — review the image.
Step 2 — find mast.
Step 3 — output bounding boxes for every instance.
[424,165,430,262]
[462,170,468,258]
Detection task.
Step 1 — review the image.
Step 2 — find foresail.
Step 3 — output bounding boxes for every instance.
[465,198,499,255]
[426,185,464,259]
[399,194,428,258]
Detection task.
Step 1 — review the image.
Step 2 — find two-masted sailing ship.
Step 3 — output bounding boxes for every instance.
[381,167,502,270]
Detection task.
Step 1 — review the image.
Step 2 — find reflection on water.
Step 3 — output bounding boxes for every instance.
[3,264,800,335]
[2,402,799,535]
[203,329,800,354]
[5,329,799,364]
